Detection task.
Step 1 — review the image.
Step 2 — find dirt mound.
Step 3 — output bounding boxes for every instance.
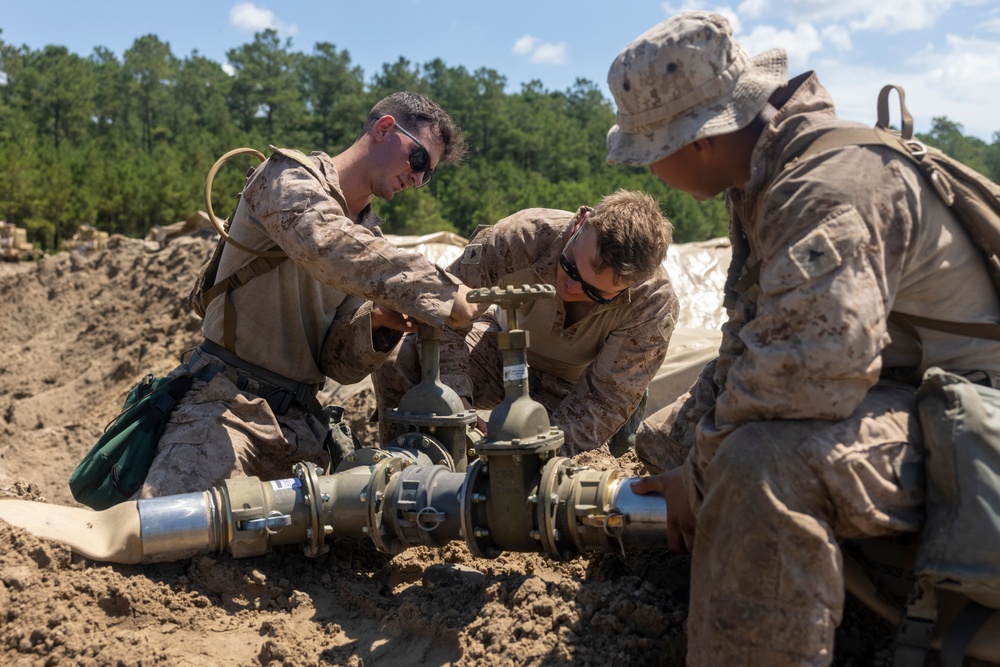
[0,238,893,665]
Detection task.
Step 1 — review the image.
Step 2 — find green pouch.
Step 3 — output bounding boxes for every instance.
[69,372,194,510]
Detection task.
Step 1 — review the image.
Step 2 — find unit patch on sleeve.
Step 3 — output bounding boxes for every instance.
[461,243,484,266]
[788,228,842,282]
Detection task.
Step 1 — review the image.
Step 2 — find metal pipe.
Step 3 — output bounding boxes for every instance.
[137,492,222,563]
[608,478,670,548]
[115,449,671,565]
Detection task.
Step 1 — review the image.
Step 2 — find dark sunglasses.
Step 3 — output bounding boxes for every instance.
[394,123,434,188]
[558,223,626,305]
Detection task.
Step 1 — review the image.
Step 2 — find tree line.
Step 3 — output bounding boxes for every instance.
[1,28,998,251]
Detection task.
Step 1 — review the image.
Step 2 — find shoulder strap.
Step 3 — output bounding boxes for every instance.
[269,145,351,213]
[890,312,1000,342]
[203,148,286,260]
[196,146,343,352]
[791,85,1000,341]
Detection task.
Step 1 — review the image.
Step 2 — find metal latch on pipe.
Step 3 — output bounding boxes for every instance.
[241,511,292,533]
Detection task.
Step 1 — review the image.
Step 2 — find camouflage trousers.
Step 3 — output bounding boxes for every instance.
[685,380,924,666]
[137,351,331,498]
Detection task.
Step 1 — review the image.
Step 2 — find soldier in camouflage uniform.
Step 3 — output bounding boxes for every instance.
[606,12,1000,666]
[374,189,678,455]
[139,92,479,499]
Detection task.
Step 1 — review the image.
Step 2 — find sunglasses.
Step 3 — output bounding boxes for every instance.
[394,123,434,188]
[559,223,626,305]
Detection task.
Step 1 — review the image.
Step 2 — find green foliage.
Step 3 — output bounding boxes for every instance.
[917,118,991,177]
[1,31,996,250]
[986,133,1000,185]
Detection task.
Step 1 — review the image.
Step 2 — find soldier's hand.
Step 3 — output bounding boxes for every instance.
[371,305,417,333]
[631,467,696,555]
[446,284,479,328]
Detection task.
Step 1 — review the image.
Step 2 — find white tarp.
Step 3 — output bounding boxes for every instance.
[329,233,731,417]
[382,231,467,268]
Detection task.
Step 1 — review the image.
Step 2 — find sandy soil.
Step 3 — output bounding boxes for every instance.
[0,236,897,665]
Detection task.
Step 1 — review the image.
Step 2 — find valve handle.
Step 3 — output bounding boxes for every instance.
[467,284,556,309]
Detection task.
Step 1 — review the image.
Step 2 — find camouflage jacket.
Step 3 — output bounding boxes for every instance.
[688,73,1000,473]
[203,148,461,385]
[446,207,679,451]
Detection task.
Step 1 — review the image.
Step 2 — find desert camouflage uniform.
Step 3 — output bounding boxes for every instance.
[140,149,461,498]
[646,74,1000,666]
[375,207,678,455]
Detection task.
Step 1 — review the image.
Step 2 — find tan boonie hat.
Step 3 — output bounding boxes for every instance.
[606,11,788,166]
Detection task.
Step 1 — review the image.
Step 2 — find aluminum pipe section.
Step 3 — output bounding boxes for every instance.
[137,491,223,563]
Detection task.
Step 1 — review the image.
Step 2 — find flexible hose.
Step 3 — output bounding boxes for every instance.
[203,147,285,259]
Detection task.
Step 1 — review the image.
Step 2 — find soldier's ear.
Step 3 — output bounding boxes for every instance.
[686,137,723,169]
[373,115,396,143]
[689,137,712,154]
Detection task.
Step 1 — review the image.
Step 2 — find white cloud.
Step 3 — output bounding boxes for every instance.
[736,0,768,20]
[511,35,568,65]
[691,0,955,34]
[738,22,823,72]
[769,0,954,33]
[530,42,568,65]
[820,24,852,51]
[229,3,298,36]
[221,63,236,77]
[815,51,1000,141]
[848,0,953,33]
[909,34,1000,92]
[512,35,539,56]
[983,15,1000,33]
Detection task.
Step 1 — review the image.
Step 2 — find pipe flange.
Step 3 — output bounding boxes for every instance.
[459,458,494,558]
[535,457,576,561]
[293,462,328,558]
[386,409,478,430]
[475,427,564,457]
[365,456,407,555]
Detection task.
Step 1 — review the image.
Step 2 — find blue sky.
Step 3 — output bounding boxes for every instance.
[3,0,1000,141]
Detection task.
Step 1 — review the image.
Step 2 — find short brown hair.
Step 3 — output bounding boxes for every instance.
[587,189,672,283]
[362,91,468,165]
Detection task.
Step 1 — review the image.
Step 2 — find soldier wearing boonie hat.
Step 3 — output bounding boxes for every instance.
[614,10,1000,667]
[605,10,787,166]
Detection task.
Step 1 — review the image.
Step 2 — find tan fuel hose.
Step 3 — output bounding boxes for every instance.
[0,499,143,564]
[203,147,285,258]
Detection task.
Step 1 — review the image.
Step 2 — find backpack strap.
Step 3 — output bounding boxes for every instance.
[890,311,1000,341]
[877,84,915,138]
[196,146,346,352]
[791,85,1000,342]
[211,252,289,351]
[197,339,327,423]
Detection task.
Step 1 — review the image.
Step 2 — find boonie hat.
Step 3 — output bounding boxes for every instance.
[606,11,788,166]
